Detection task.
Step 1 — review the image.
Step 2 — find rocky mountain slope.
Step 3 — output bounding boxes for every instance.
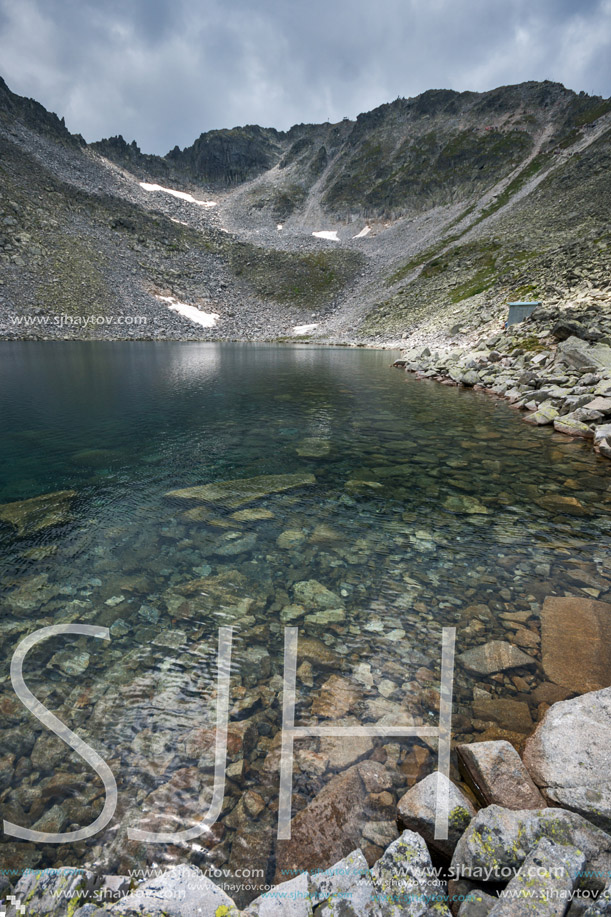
[0,76,609,344]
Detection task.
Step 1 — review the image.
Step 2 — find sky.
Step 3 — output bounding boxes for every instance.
[0,0,609,155]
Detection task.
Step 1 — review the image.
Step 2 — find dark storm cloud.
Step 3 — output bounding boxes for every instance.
[0,0,609,153]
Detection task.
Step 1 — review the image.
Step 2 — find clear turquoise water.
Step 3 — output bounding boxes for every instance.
[0,342,609,896]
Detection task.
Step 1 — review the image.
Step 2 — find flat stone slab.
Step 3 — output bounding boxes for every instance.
[541,596,611,693]
[457,740,545,810]
[0,489,76,536]
[244,872,313,916]
[458,641,535,676]
[165,473,316,508]
[523,687,611,833]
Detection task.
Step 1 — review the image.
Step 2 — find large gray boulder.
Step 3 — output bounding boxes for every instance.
[5,868,99,917]
[523,688,611,833]
[371,829,451,915]
[557,337,611,372]
[457,740,546,810]
[451,805,611,892]
[397,772,476,858]
[487,837,585,916]
[107,865,239,916]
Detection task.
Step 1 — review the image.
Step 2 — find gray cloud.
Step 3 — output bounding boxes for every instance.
[0,0,609,153]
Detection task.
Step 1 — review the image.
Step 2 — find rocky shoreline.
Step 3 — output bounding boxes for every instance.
[3,686,610,916]
[393,301,611,461]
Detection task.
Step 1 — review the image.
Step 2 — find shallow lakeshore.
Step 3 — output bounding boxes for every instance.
[0,341,610,915]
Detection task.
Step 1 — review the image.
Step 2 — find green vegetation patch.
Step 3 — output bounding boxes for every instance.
[227,245,363,307]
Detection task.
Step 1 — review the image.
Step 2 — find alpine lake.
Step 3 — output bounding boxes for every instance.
[0,342,609,903]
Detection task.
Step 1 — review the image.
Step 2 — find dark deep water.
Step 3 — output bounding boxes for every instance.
[0,342,609,898]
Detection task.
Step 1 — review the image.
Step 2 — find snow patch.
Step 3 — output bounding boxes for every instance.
[353,225,371,239]
[156,295,219,328]
[293,323,319,335]
[312,230,339,241]
[140,182,217,208]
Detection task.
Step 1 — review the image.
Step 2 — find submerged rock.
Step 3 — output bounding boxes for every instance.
[523,687,611,833]
[165,473,316,508]
[458,641,534,675]
[293,579,344,610]
[305,607,346,626]
[275,765,368,882]
[540,596,611,693]
[311,675,360,718]
[536,494,590,516]
[296,437,331,458]
[230,507,275,521]
[211,531,258,556]
[277,529,307,549]
[0,489,76,536]
[443,495,489,515]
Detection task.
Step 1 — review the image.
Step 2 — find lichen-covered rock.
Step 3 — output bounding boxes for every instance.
[524,401,559,425]
[523,688,611,833]
[553,415,593,438]
[456,740,545,810]
[107,864,239,916]
[397,773,476,858]
[487,837,585,916]
[6,868,98,917]
[371,829,451,915]
[309,848,382,916]
[451,805,611,892]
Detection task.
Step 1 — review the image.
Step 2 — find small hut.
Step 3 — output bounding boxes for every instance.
[507,301,540,326]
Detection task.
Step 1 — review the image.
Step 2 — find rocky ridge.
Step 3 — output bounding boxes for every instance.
[0,76,609,346]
